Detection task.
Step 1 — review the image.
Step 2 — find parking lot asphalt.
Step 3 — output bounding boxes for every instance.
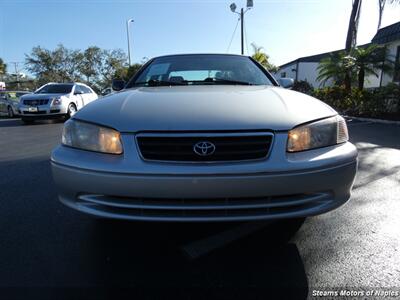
[0,117,399,299]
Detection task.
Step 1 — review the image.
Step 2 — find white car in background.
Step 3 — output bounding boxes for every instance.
[19,82,98,124]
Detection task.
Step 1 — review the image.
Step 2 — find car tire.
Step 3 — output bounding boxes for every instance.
[7,106,14,118]
[66,103,77,119]
[21,118,35,125]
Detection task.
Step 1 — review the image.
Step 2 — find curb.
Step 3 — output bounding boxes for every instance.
[345,115,400,125]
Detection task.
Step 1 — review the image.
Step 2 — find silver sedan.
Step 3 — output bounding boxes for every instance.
[51,54,357,222]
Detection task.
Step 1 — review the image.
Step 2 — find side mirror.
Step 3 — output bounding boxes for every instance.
[112,79,125,91]
[74,90,83,95]
[278,78,294,89]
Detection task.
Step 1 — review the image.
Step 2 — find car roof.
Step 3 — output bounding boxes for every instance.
[150,53,250,60]
[45,82,90,87]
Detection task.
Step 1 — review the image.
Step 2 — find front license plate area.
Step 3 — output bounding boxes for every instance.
[28,107,38,112]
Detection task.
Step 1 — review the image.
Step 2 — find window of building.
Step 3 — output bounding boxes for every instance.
[281,72,286,78]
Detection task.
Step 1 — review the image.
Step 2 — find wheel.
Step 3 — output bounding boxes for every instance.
[7,106,14,118]
[66,103,77,119]
[21,118,35,125]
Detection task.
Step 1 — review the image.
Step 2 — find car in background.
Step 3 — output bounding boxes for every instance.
[19,82,98,124]
[0,91,31,118]
[101,87,114,96]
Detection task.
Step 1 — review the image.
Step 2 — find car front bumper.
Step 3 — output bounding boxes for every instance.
[51,134,358,222]
[19,103,68,118]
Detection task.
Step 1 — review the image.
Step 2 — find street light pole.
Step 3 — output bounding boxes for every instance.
[126,19,134,66]
[230,1,253,55]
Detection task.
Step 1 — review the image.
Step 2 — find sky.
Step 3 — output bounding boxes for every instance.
[0,0,399,74]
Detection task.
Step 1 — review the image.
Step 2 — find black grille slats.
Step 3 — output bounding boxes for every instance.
[23,99,49,106]
[137,134,273,162]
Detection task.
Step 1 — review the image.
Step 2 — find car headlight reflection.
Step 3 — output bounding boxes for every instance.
[287,115,348,152]
[62,120,123,154]
[52,97,62,105]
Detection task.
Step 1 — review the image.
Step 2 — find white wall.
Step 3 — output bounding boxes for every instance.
[275,63,297,81]
[297,62,323,88]
[276,62,332,88]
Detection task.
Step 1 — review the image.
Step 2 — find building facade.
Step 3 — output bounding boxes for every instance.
[276,21,400,89]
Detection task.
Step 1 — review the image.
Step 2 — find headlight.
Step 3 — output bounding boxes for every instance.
[52,97,62,105]
[287,115,348,152]
[62,120,123,154]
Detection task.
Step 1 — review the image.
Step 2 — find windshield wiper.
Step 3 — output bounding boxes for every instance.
[186,78,254,86]
[134,80,187,86]
[211,78,254,85]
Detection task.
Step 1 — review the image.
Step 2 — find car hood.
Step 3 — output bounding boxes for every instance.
[21,93,70,100]
[74,85,337,132]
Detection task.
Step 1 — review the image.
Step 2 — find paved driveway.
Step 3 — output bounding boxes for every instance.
[0,117,399,298]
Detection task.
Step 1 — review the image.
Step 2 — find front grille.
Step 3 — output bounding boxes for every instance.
[137,133,273,162]
[23,111,46,115]
[23,99,49,106]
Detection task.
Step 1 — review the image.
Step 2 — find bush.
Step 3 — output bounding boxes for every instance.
[292,80,313,95]
[312,84,400,118]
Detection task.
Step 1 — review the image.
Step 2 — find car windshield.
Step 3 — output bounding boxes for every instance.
[35,84,73,94]
[129,55,275,87]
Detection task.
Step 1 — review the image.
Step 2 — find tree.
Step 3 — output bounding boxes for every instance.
[344,0,362,91]
[97,49,127,88]
[251,43,278,73]
[25,44,81,85]
[317,51,355,87]
[0,58,6,80]
[114,63,143,82]
[78,46,103,84]
[317,45,394,90]
[378,0,400,30]
[352,44,393,89]
[25,45,128,90]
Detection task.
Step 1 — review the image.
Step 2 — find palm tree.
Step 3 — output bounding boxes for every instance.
[0,58,6,80]
[378,0,400,31]
[317,51,355,87]
[317,45,393,90]
[344,0,362,91]
[251,43,278,73]
[352,44,393,89]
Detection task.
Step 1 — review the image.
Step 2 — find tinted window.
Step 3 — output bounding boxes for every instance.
[35,84,73,94]
[74,85,83,94]
[80,86,92,93]
[130,55,274,87]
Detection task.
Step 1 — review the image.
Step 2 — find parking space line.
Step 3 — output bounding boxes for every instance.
[0,118,20,122]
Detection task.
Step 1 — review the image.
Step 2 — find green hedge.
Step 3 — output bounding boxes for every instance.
[293,81,400,118]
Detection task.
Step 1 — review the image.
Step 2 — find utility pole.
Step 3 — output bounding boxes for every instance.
[230,1,253,55]
[240,8,244,55]
[10,62,22,90]
[126,19,134,66]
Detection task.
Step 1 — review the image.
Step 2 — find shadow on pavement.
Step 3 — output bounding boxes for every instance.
[0,118,62,128]
[87,219,309,298]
